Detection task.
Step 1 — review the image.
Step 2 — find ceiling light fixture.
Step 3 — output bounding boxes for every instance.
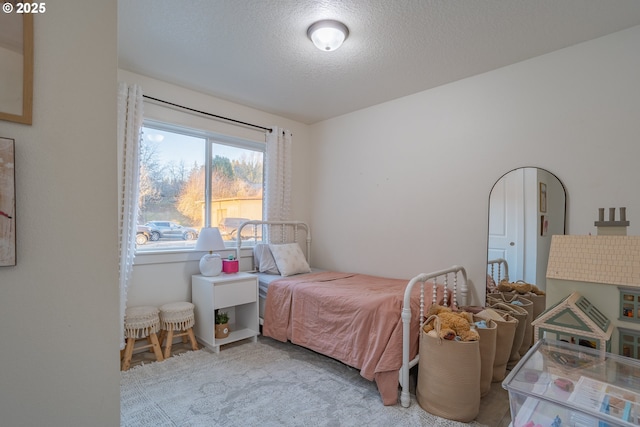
[307,20,349,52]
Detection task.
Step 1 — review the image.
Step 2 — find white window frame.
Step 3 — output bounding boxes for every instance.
[135,119,265,263]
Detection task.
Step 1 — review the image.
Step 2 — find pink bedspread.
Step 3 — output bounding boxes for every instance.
[262,271,450,405]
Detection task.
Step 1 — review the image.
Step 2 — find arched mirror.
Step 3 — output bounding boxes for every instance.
[487,168,566,291]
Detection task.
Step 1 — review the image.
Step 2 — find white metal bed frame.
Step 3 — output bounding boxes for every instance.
[487,257,509,284]
[235,220,468,408]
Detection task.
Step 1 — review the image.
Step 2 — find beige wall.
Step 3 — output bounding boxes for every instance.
[0,2,119,426]
[308,25,640,305]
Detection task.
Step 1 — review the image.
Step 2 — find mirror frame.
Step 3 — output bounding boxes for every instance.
[487,167,567,285]
[0,13,33,125]
[488,167,567,234]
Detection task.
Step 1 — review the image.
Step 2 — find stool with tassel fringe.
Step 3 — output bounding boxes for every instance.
[121,305,164,371]
[158,301,199,358]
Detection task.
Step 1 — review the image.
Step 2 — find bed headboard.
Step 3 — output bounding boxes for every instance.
[487,258,509,284]
[403,265,469,322]
[235,220,311,269]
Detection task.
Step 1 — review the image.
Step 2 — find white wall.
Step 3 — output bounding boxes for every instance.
[308,25,640,305]
[0,2,119,426]
[117,70,313,307]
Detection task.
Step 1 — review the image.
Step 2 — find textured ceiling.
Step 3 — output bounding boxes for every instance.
[118,0,640,124]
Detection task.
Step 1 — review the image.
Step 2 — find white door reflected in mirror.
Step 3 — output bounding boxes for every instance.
[488,168,565,291]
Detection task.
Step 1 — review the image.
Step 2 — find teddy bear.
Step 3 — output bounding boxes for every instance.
[422,305,480,341]
[497,279,546,295]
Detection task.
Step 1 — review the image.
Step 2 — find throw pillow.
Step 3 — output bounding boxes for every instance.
[269,243,311,277]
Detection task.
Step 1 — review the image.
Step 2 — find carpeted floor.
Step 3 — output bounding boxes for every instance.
[121,337,500,426]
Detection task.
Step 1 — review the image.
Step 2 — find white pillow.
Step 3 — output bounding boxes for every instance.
[269,243,311,277]
[253,244,280,275]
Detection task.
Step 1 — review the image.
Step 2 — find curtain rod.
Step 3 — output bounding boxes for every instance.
[142,95,272,133]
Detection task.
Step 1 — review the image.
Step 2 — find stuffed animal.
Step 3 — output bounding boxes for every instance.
[497,279,546,295]
[423,305,480,342]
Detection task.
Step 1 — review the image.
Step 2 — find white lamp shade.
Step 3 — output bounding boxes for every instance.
[195,227,226,276]
[195,227,225,252]
[307,20,349,51]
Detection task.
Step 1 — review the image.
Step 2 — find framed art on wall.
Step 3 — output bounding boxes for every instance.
[540,215,548,237]
[539,182,547,213]
[0,137,16,266]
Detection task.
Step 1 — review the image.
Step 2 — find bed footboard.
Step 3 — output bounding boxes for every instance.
[399,265,468,408]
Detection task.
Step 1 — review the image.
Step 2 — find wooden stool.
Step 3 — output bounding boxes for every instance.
[159,301,199,358]
[121,306,164,371]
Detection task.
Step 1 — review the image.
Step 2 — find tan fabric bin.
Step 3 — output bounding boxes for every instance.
[416,315,481,423]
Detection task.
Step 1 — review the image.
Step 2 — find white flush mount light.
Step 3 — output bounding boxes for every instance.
[307,20,349,51]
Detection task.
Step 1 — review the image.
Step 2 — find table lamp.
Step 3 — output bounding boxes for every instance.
[195,227,226,276]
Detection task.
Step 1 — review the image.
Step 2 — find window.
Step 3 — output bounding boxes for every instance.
[137,121,264,252]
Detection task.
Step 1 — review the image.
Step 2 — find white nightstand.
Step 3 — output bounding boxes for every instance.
[191,272,259,353]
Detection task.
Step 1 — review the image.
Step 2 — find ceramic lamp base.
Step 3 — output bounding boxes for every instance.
[200,253,222,276]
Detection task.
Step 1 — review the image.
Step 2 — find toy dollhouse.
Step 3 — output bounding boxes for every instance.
[544,209,640,359]
[532,292,613,357]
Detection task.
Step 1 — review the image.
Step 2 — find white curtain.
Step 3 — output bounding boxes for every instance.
[117,82,143,349]
[264,127,292,221]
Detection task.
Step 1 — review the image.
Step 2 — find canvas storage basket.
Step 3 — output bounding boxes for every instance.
[487,293,534,356]
[525,292,546,320]
[416,315,481,423]
[495,279,547,321]
[473,316,497,397]
[476,308,518,382]
[487,300,529,365]
[496,289,546,321]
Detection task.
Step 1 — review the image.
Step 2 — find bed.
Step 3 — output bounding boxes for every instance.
[235,220,468,407]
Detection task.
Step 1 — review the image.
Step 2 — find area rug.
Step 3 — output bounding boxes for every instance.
[121,337,490,427]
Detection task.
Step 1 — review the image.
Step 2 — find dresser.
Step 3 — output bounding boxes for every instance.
[191,272,259,352]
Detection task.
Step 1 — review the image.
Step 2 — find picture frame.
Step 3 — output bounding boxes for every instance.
[0,9,33,125]
[541,215,548,237]
[0,137,16,266]
[539,182,547,213]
